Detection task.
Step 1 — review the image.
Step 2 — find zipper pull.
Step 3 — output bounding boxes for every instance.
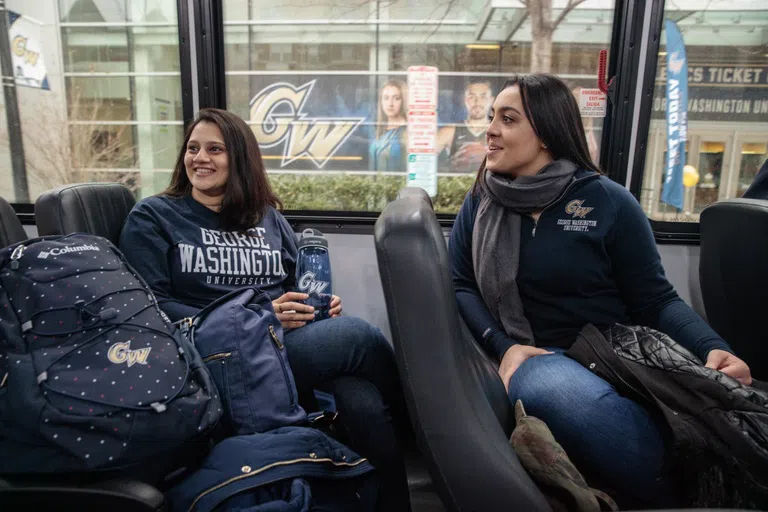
[177,317,193,336]
[268,324,284,350]
[10,244,25,269]
[532,221,538,238]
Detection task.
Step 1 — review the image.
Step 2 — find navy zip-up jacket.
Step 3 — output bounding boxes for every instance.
[166,426,375,512]
[450,169,732,363]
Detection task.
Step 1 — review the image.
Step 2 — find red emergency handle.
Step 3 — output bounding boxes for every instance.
[598,50,614,94]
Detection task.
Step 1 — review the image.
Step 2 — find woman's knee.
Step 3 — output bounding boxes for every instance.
[509,353,612,415]
[331,316,393,357]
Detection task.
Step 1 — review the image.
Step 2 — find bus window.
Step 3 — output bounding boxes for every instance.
[640,7,768,223]
[0,0,183,203]
[221,0,617,214]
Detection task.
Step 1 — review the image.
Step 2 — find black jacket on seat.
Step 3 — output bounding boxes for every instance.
[743,160,768,200]
[567,323,768,509]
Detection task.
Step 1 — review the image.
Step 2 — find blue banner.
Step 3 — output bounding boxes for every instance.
[661,20,688,210]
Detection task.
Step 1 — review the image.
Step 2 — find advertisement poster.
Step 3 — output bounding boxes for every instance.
[7,11,49,90]
[244,73,600,175]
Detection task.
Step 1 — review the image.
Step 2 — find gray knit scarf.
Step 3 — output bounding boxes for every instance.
[472,159,578,346]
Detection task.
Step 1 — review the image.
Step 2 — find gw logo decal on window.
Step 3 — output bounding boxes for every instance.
[249,81,365,169]
[108,341,151,367]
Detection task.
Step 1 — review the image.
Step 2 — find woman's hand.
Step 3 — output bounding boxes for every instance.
[705,349,752,386]
[329,295,342,317]
[499,345,554,392]
[272,292,315,330]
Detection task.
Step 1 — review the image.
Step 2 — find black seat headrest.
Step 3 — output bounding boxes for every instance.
[0,196,28,248]
[374,194,550,512]
[35,183,136,245]
[395,187,434,209]
[700,198,768,380]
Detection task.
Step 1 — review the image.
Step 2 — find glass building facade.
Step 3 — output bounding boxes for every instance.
[0,0,765,219]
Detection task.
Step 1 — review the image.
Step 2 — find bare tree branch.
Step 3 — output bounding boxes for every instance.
[0,87,142,196]
[424,0,460,41]
[553,0,587,30]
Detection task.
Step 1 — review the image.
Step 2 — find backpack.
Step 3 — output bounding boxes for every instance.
[0,233,222,475]
[179,287,307,435]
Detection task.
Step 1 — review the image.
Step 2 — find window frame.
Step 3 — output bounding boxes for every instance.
[626,0,768,245]
[203,0,642,226]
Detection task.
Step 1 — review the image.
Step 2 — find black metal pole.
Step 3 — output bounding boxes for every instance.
[0,2,29,201]
[247,0,252,106]
[126,0,139,168]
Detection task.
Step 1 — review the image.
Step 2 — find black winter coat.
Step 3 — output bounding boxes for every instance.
[567,323,768,508]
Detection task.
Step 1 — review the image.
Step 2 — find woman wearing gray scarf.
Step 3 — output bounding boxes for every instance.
[449,74,751,507]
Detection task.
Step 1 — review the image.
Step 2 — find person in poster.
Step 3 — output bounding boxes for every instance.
[437,78,494,173]
[370,78,408,172]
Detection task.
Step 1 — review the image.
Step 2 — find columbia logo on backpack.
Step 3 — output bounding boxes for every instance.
[0,233,222,474]
[37,244,101,259]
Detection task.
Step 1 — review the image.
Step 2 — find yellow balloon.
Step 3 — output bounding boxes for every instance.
[683,165,699,188]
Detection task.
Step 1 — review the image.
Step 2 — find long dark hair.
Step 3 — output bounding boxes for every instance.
[472,73,601,194]
[164,108,282,231]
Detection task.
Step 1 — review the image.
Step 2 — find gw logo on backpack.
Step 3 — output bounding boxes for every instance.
[107,341,151,367]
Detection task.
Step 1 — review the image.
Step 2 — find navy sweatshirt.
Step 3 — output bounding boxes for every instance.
[450,169,733,363]
[119,194,298,321]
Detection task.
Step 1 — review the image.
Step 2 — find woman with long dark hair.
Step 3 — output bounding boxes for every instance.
[450,74,752,506]
[119,108,412,512]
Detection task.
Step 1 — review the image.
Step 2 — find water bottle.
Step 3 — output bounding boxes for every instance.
[295,229,333,322]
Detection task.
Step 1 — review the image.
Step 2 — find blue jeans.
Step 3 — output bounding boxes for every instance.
[508,348,672,507]
[283,317,411,512]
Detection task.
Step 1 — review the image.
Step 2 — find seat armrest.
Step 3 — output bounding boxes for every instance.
[0,477,165,511]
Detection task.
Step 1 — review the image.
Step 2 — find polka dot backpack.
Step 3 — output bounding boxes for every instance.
[0,233,222,474]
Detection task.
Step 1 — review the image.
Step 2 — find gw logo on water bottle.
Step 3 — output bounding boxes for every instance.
[297,271,329,295]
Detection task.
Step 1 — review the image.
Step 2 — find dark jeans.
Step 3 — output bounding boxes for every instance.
[284,316,412,512]
[508,348,673,507]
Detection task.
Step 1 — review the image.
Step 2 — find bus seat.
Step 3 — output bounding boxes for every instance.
[35,183,136,245]
[0,196,28,248]
[700,198,768,381]
[374,189,551,512]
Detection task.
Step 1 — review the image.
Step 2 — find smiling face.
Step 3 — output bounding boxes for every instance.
[485,85,553,177]
[184,121,230,206]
